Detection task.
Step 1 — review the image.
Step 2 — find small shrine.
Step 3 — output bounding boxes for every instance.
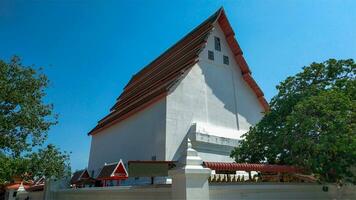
[96,160,128,186]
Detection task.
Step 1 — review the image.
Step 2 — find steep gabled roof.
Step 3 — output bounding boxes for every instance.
[96,160,128,180]
[89,8,268,136]
[70,169,90,184]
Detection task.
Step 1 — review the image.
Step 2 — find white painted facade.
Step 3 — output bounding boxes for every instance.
[88,23,264,177]
[88,98,166,177]
[165,24,264,162]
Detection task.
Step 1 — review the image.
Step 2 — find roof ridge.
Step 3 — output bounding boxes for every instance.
[104,161,119,166]
[122,8,223,89]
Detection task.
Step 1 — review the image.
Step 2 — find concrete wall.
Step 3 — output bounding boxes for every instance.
[45,184,355,200]
[209,184,356,200]
[88,98,166,177]
[52,186,171,200]
[165,23,264,161]
[17,191,44,200]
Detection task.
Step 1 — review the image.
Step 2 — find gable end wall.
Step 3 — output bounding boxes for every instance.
[165,23,264,161]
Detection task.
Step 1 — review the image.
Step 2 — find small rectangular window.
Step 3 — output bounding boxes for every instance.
[208,50,214,60]
[214,37,221,51]
[223,55,229,65]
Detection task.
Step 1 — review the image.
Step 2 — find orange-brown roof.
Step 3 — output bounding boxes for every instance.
[89,8,268,136]
[27,184,44,192]
[5,183,31,190]
[204,162,302,173]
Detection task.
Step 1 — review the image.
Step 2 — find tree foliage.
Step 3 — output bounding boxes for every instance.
[231,59,356,183]
[0,56,70,184]
[0,145,70,184]
[28,144,71,179]
[0,56,57,156]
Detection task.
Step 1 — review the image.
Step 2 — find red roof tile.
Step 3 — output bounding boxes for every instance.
[5,183,31,190]
[89,8,268,135]
[27,184,44,192]
[204,162,302,173]
[70,169,91,184]
[97,161,128,180]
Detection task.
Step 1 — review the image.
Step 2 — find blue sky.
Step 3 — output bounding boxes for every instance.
[0,0,355,171]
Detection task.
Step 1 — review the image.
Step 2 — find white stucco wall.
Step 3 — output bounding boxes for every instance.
[50,186,171,200]
[88,98,167,177]
[46,183,356,200]
[200,23,264,131]
[165,23,264,162]
[17,191,44,200]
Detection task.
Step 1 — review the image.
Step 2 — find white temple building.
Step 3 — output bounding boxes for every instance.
[87,8,268,179]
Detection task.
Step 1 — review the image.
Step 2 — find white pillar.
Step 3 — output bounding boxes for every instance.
[169,138,211,200]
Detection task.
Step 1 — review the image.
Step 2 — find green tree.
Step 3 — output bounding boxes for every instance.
[0,145,70,184]
[0,56,57,155]
[0,56,70,184]
[231,59,356,183]
[28,145,71,179]
[0,153,29,184]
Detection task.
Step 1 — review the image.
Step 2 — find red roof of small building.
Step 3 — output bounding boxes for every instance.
[70,169,91,184]
[89,7,269,136]
[204,162,302,173]
[5,183,31,190]
[97,160,128,180]
[27,184,44,192]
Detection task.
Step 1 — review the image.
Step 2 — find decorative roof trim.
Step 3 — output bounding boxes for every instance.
[97,159,128,180]
[110,159,128,178]
[215,8,269,111]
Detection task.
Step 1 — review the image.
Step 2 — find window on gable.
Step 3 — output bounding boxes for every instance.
[208,50,214,60]
[223,55,229,65]
[214,36,221,51]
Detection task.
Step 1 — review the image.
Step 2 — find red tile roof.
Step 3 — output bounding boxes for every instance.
[70,169,91,184]
[97,161,128,180]
[204,162,302,173]
[89,7,268,135]
[5,183,31,190]
[27,184,44,192]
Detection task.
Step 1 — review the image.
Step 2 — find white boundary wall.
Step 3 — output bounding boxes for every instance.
[38,142,356,200]
[17,191,44,200]
[35,183,355,200]
[209,183,356,200]
[52,186,171,200]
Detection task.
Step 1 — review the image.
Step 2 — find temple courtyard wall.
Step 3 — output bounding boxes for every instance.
[17,182,356,200]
